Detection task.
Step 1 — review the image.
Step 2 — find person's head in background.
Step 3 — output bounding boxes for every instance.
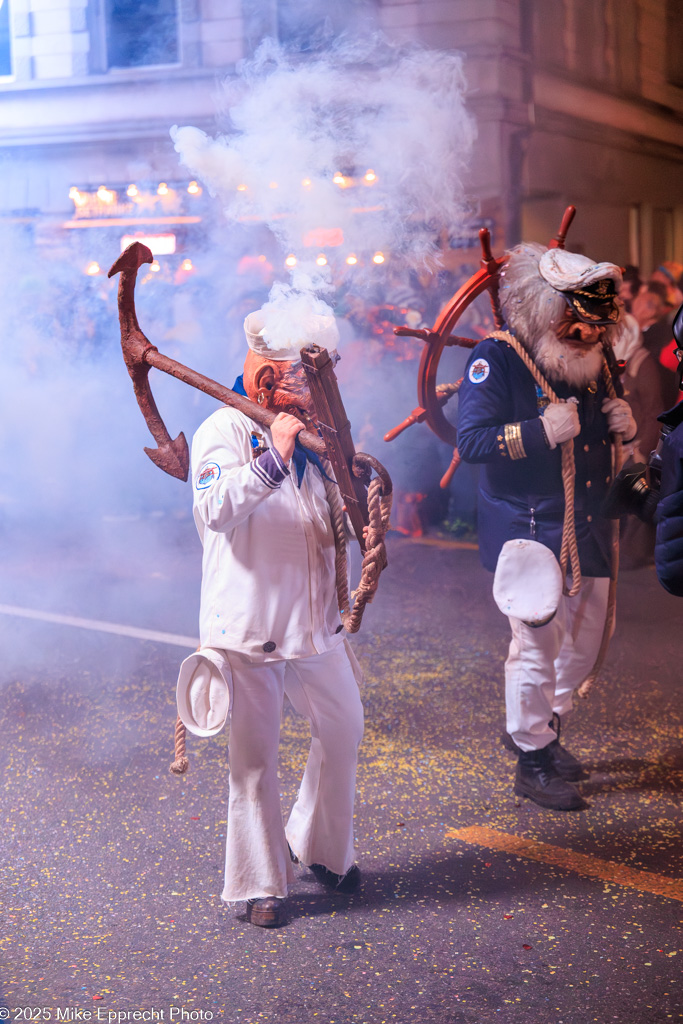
[619,264,642,312]
[631,281,669,332]
[649,262,683,312]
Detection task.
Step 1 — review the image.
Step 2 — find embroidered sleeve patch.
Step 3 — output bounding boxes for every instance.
[196,462,221,490]
[468,358,490,384]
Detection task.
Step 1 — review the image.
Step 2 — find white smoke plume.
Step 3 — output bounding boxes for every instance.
[171,37,475,348]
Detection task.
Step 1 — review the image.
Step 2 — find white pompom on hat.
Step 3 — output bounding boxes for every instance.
[176,648,232,737]
[244,309,340,362]
[493,539,563,626]
[538,249,622,291]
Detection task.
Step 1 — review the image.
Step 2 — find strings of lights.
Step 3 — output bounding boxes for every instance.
[70,173,387,275]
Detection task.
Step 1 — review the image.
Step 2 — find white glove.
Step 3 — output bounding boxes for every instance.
[601,398,637,440]
[540,401,580,449]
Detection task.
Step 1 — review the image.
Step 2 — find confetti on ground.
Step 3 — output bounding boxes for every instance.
[0,535,681,1023]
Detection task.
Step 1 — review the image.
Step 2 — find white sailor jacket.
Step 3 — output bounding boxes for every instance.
[191,406,346,661]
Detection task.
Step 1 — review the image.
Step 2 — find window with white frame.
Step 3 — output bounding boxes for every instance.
[277,0,377,53]
[105,0,179,70]
[0,0,12,78]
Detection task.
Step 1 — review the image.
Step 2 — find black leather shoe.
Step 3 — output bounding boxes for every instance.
[515,747,588,811]
[309,863,362,893]
[245,896,287,928]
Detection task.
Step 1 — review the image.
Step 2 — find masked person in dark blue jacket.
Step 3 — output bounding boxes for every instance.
[458,243,636,811]
[654,302,683,596]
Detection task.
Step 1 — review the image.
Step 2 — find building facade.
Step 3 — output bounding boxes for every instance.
[0,0,682,276]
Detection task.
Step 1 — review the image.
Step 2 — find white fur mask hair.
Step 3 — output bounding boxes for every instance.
[499,243,625,388]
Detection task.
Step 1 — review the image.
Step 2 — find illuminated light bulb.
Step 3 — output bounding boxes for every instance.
[157,182,169,196]
[346,254,358,266]
[69,187,87,207]
[97,185,115,204]
[257,254,267,262]
[187,181,201,195]
[372,251,386,265]
[181,259,194,272]
[332,172,345,186]
[86,262,101,276]
[127,184,138,197]
[285,254,297,268]
[269,181,278,189]
[301,178,312,188]
[316,254,328,267]
[236,183,248,192]
[363,169,377,184]
[150,260,161,272]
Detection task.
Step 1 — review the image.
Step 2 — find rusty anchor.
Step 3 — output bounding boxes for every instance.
[108,241,329,482]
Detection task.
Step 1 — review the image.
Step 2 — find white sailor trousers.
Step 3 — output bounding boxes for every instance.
[504,576,611,752]
[220,644,364,903]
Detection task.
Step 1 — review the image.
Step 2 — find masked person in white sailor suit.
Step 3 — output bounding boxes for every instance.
[176,310,364,928]
[457,243,636,811]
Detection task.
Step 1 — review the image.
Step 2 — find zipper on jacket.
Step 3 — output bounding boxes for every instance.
[529,506,537,539]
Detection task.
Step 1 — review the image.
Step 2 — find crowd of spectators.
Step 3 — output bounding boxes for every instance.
[615,261,683,568]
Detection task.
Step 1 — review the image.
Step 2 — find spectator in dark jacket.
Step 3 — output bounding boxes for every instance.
[654,303,683,595]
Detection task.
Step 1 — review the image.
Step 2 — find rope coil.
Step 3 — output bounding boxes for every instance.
[324,455,393,635]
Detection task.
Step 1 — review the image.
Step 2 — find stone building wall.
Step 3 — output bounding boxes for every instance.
[0,0,681,269]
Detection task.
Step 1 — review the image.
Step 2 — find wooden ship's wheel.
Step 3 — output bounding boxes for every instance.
[383,206,578,488]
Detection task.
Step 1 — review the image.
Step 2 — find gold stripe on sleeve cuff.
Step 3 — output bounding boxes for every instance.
[504,422,527,460]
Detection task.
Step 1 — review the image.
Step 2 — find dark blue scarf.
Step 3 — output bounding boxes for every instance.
[232,375,332,487]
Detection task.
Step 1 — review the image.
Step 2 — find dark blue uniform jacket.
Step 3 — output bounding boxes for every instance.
[457,335,613,577]
[654,400,683,597]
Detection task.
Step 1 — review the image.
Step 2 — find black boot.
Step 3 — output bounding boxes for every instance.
[309,863,362,893]
[515,746,588,811]
[546,713,589,781]
[502,715,588,782]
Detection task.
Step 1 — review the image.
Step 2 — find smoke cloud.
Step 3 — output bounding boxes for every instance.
[0,31,478,661]
[172,36,475,348]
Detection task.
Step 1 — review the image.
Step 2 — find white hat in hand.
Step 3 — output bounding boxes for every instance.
[493,539,563,626]
[176,648,232,737]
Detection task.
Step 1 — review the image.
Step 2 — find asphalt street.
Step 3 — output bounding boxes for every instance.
[0,521,681,1024]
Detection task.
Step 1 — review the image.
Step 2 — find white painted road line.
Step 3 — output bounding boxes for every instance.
[0,603,199,649]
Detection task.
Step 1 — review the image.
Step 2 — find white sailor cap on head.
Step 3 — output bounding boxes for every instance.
[538,249,622,291]
[539,249,622,325]
[244,309,340,362]
[176,648,232,737]
[493,539,563,627]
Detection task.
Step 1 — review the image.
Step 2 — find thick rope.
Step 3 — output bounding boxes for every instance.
[436,381,462,403]
[490,331,581,595]
[323,462,392,635]
[170,714,190,775]
[578,362,623,698]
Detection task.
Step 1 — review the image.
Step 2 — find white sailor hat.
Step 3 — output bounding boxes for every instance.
[176,648,232,737]
[244,309,340,362]
[539,249,622,325]
[493,539,563,626]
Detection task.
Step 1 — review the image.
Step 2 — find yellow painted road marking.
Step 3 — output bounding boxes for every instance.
[447,825,683,903]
